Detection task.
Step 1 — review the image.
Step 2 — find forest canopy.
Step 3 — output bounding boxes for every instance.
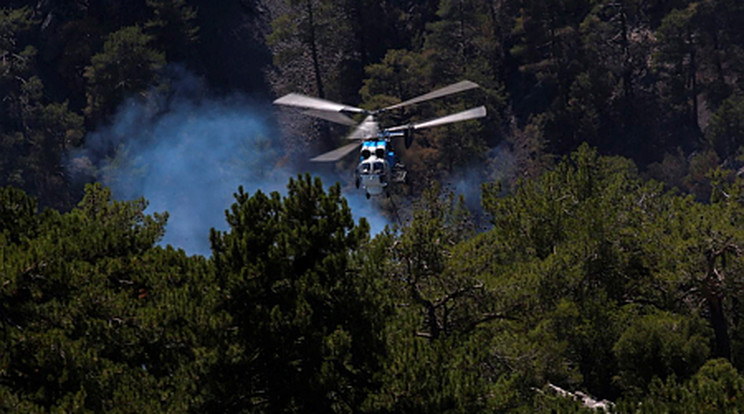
[2,0,744,412]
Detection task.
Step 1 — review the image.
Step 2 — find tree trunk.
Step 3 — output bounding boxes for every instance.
[708,294,731,360]
[350,0,368,69]
[305,0,324,98]
[619,6,634,100]
[688,28,699,131]
[706,251,731,360]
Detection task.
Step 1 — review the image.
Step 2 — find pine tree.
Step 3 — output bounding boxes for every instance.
[145,0,199,62]
[0,184,220,411]
[205,175,387,413]
[0,6,84,209]
[84,25,165,121]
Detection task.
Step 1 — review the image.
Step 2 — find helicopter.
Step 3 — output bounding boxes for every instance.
[273,80,486,198]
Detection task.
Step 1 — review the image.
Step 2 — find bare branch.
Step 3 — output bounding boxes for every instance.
[433,282,485,308]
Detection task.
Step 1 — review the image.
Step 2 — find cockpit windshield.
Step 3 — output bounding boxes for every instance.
[359,161,384,175]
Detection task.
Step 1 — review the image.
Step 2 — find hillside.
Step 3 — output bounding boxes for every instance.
[2,1,744,412]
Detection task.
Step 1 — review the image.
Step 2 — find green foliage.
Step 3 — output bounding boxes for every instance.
[653,4,699,132]
[0,186,39,246]
[387,184,487,341]
[613,311,711,395]
[479,145,702,399]
[479,145,744,404]
[505,113,553,182]
[357,1,506,176]
[707,94,744,160]
[7,0,744,410]
[0,7,36,75]
[688,0,744,109]
[683,149,720,200]
[266,0,356,100]
[360,49,429,110]
[425,0,501,84]
[0,7,84,209]
[0,183,220,411]
[369,328,500,413]
[625,359,744,413]
[5,150,744,410]
[651,174,744,363]
[84,25,165,120]
[206,174,387,413]
[145,0,199,62]
[366,185,503,412]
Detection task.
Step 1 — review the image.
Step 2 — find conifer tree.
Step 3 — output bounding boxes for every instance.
[0,184,220,411]
[206,175,387,413]
[84,25,165,120]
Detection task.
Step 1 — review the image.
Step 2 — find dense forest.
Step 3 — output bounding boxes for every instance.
[3,0,744,412]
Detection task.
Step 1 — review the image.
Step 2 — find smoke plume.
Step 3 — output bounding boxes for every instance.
[68,68,388,256]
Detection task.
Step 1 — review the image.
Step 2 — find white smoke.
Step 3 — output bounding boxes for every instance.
[68,67,389,256]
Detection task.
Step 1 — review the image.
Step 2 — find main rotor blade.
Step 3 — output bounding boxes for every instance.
[388,106,487,131]
[274,93,365,113]
[302,109,357,126]
[310,142,362,162]
[383,80,480,111]
[347,115,379,140]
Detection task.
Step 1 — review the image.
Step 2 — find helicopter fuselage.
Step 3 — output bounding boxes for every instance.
[355,140,394,198]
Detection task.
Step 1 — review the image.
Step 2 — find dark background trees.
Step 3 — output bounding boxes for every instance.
[3,0,744,206]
